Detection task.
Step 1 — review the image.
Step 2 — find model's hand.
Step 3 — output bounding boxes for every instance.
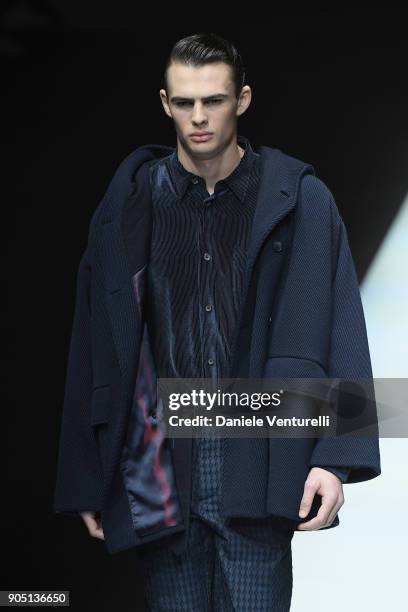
[80,511,105,540]
[297,467,345,530]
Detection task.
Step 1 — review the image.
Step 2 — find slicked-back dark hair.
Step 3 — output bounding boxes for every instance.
[162,32,246,99]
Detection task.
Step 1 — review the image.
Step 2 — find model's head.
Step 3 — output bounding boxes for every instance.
[160,32,251,160]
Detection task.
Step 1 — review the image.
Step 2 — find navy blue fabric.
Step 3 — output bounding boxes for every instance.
[138,515,294,611]
[53,141,381,556]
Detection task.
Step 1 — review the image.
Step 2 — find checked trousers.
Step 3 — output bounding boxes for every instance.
[138,436,295,611]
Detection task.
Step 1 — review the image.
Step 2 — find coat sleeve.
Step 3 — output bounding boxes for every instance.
[308,197,381,484]
[53,240,104,516]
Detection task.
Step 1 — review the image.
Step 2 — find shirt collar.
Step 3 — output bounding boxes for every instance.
[166,134,258,204]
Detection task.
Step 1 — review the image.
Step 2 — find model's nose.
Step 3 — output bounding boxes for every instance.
[192,103,207,125]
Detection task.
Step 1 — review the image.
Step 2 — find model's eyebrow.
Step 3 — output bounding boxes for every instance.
[170,94,228,103]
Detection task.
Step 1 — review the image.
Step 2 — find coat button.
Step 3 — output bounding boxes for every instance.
[273,241,283,252]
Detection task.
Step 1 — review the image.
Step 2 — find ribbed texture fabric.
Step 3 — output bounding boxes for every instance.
[147,135,262,540]
[146,135,260,380]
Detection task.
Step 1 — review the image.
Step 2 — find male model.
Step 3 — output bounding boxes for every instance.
[54,33,381,611]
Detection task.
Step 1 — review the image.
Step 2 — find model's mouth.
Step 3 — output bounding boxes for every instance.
[190,133,213,142]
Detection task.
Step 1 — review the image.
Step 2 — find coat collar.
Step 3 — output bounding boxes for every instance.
[97,142,315,281]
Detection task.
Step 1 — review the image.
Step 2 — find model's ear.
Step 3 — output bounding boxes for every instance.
[236,85,252,117]
[159,89,172,118]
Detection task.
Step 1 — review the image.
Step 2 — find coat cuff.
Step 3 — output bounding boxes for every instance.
[311,465,351,483]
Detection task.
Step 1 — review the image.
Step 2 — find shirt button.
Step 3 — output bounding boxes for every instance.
[205,304,212,312]
[149,411,158,426]
[208,357,215,366]
[191,177,199,184]
[203,252,211,261]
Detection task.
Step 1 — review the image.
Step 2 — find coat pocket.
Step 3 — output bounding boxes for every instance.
[90,385,111,425]
[263,356,330,420]
[263,355,328,378]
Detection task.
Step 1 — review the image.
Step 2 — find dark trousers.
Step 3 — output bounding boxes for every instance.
[138,514,295,611]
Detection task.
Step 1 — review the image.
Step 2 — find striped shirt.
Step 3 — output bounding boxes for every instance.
[147,134,262,537]
[146,135,261,381]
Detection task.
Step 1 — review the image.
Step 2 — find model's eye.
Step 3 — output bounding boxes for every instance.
[174,99,223,108]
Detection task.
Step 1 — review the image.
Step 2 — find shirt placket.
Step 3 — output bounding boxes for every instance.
[194,181,219,384]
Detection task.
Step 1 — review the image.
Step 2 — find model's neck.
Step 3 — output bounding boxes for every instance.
[176,137,244,195]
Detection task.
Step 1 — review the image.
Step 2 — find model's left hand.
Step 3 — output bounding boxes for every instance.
[297,467,345,530]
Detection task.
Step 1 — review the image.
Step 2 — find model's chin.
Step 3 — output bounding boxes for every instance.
[179,135,220,159]
[188,138,218,153]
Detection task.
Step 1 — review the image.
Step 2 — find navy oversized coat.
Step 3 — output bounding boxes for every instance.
[53,143,381,555]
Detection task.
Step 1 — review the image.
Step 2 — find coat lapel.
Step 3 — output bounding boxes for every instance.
[229,146,315,376]
[94,146,172,484]
[96,145,173,388]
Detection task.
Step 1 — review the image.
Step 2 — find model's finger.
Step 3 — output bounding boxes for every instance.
[325,496,344,527]
[299,480,318,517]
[298,493,336,529]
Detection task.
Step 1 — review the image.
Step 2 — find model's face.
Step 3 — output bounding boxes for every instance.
[160,61,251,159]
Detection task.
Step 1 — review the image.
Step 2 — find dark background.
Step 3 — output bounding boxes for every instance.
[4,4,408,610]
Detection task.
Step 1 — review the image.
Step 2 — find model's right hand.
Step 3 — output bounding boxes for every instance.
[80,511,105,540]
